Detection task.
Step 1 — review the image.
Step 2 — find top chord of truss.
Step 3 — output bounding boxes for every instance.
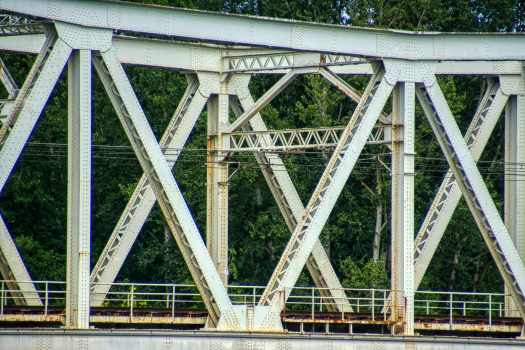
[3,0,525,61]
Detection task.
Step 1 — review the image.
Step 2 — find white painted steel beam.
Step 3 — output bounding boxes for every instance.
[89,75,206,306]
[0,34,44,54]
[413,80,507,290]
[0,29,59,147]
[0,31,71,307]
[0,51,41,307]
[390,82,415,335]
[4,0,525,61]
[0,215,41,306]
[93,48,237,327]
[66,49,92,329]
[0,56,17,98]
[225,70,296,133]
[319,68,389,124]
[3,33,525,76]
[230,91,352,313]
[504,95,525,317]
[206,94,230,286]
[505,95,525,262]
[417,79,525,320]
[259,65,395,310]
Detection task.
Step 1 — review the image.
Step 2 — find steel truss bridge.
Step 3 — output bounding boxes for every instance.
[0,0,525,348]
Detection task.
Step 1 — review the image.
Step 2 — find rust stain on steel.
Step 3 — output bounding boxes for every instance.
[89,315,207,324]
[0,314,63,322]
[282,317,396,325]
[413,322,522,333]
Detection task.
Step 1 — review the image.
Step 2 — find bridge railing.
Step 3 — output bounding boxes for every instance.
[0,280,517,322]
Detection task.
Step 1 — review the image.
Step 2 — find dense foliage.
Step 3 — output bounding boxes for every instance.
[1,0,523,295]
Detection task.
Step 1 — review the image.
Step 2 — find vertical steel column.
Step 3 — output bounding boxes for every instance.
[66,50,91,329]
[207,94,230,286]
[504,95,525,317]
[390,82,415,335]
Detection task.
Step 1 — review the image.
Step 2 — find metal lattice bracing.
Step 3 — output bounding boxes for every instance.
[224,52,363,73]
[226,124,388,152]
[89,75,206,305]
[413,79,508,289]
[259,65,395,309]
[1,0,525,334]
[92,49,239,327]
[229,91,352,313]
[0,27,69,307]
[416,80,525,320]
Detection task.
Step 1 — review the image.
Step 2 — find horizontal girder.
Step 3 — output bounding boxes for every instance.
[1,34,523,76]
[3,0,525,61]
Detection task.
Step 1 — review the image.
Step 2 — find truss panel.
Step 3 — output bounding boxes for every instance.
[417,79,525,320]
[259,66,395,309]
[89,75,205,306]
[413,80,507,289]
[93,48,237,327]
[230,91,352,313]
[0,31,71,307]
[226,70,296,133]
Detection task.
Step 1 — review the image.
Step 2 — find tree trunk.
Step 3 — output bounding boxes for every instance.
[448,235,467,290]
[164,225,173,283]
[472,255,481,292]
[373,167,383,260]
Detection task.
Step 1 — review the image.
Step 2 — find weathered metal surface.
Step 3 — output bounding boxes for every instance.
[1,303,523,334]
[0,1,524,337]
[226,125,387,152]
[90,315,207,324]
[5,0,525,61]
[1,329,525,350]
[414,321,522,333]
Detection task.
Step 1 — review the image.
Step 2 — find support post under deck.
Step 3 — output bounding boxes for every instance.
[66,50,92,329]
[207,94,230,286]
[390,82,415,335]
[504,95,525,317]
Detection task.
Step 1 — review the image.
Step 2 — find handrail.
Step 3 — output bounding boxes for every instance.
[0,280,518,324]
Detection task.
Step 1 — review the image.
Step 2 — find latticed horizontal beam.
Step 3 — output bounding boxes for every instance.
[0,16,43,36]
[225,125,388,152]
[224,52,365,72]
